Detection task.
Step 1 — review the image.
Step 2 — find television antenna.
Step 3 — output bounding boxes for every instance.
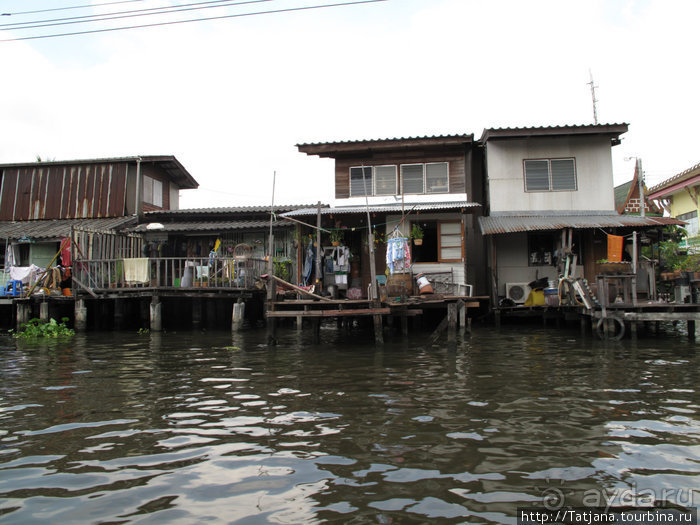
[587,69,599,124]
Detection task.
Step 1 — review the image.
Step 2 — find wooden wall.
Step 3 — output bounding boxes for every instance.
[333,147,469,199]
[0,162,128,221]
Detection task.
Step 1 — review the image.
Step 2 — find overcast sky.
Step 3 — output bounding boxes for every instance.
[1,0,697,209]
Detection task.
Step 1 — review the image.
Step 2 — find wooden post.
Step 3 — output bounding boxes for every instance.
[447,302,457,342]
[401,314,408,336]
[315,201,322,293]
[458,299,466,334]
[74,299,87,332]
[688,320,696,340]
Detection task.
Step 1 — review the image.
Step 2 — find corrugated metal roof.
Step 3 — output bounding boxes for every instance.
[282,201,480,217]
[296,134,472,148]
[479,213,683,235]
[0,155,198,190]
[129,220,292,233]
[0,216,137,240]
[145,205,319,216]
[479,123,628,142]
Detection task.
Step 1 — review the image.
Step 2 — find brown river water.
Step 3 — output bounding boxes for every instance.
[0,323,698,524]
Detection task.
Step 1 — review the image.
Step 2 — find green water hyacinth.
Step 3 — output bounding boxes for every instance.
[12,317,75,339]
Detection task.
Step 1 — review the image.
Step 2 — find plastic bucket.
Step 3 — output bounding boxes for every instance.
[415,273,434,295]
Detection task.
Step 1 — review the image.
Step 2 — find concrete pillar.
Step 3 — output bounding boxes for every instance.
[39,301,49,322]
[75,299,87,332]
[232,299,245,332]
[150,296,162,332]
[458,300,466,334]
[16,301,31,330]
[401,314,408,336]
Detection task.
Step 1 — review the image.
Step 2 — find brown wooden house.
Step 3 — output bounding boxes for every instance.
[292,135,486,296]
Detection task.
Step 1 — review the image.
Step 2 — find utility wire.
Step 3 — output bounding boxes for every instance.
[0,0,264,30]
[1,0,144,18]
[0,0,386,42]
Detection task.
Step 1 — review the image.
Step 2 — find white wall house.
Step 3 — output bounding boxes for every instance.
[478,124,631,301]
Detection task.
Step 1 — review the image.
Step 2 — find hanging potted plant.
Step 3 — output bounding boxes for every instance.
[411,223,424,246]
[330,229,344,247]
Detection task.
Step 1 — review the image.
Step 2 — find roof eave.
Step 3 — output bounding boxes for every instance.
[479,123,629,144]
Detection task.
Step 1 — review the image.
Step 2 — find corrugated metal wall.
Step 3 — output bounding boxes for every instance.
[0,162,128,221]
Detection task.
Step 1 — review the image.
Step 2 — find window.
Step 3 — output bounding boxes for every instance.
[351,162,449,196]
[143,175,163,207]
[401,164,424,194]
[524,158,576,192]
[438,221,462,262]
[426,163,449,193]
[411,220,463,263]
[678,210,699,238]
[528,233,555,266]
[374,166,397,195]
[350,167,372,196]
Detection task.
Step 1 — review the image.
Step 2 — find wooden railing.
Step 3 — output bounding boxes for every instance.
[72,256,268,291]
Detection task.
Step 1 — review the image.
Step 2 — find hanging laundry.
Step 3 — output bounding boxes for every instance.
[386,237,410,275]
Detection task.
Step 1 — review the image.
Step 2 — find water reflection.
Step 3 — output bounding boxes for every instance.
[0,325,698,523]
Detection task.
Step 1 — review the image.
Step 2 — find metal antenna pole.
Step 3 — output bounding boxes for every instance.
[588,69,599,125]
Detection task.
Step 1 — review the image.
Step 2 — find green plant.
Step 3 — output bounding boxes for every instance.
[330,229,344,244]
[273,256,292,281]
[13,317,75,339]
[137,328,150,335]
[411,223,424,240]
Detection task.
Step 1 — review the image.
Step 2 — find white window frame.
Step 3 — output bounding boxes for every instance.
[524,158,577,192]
[401,164,424,194]
[425,162,449,194]
[349,166,373,197]
[143,175,163,207]
[374,165,397,196]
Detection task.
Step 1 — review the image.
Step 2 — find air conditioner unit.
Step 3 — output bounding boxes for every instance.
[505,282,531,304]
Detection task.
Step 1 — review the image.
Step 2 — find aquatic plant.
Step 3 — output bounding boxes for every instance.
[12,317,75,339]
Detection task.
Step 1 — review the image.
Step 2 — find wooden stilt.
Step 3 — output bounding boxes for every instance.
[688,320,695,339]
[373,314,384,344]
[114,298,124,330]
[458,300,466,334]
[401,314,408,336]
[447,303,457,342]
[312,318,320,344]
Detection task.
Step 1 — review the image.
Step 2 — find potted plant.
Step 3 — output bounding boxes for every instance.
[411,223,424,246]
[330,229,344,247]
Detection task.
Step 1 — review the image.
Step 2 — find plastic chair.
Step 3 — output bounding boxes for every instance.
[4,280,23,297]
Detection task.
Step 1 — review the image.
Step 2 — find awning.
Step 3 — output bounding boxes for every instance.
[478,213,683,235]
[282,201,480,218]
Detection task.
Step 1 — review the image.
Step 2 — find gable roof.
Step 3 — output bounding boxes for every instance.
[479,123,628,145]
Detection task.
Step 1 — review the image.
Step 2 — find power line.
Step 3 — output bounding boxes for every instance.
[0,0,387,42]
[0,0,262,30]
[1,0,145,18]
